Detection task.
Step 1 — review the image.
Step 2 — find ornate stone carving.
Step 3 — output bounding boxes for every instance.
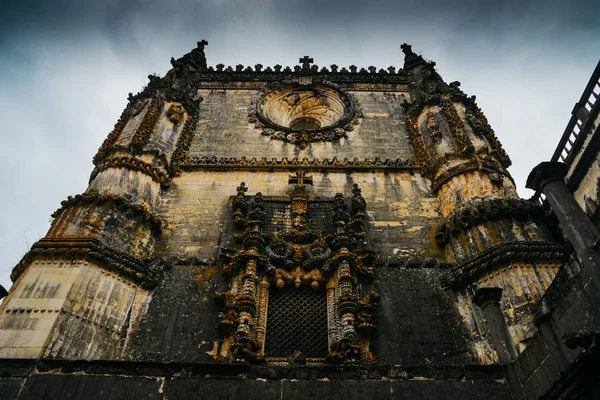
[170,106,201,174]
[11,238,163,289]
[180,155,418,171]
[426,111,442,143]
[214,176,378,364]
[434,198,545,246]
[465,106,511,168]
[447,241,567,288]
[167,104,185,124]
[248,81,363,149]
[193,64,409,85]
[170,40,208,76]
[90,156,172,188]
[130,99,163,152]
[402,57,512,180]
[51,192,162,234]
[441,102,475,156]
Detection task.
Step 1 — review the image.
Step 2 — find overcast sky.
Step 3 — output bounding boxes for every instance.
[0,0,599,292]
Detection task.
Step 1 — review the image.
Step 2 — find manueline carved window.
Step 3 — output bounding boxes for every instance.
[214,171,378,364]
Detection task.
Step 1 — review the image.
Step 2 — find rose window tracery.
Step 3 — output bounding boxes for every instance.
[249,82,362,149]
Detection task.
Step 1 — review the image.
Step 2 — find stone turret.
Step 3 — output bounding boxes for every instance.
[401,44,566,358]
[3,44,208,360]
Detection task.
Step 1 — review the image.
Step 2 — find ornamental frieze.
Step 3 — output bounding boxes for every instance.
[180,156,419,171]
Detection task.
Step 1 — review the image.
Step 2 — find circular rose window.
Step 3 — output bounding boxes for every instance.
[250,82,361,148]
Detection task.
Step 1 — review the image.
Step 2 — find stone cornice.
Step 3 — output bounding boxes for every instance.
[435,198,544,247]
[191,68,409,85]
[11,238,163,289]
[178,156,420,172]
[526,162,568,192]
[431,159,514,193]
[51,192,162,234]
[447,241,567,288]
[194,81,410,92]
[90,156,171,188]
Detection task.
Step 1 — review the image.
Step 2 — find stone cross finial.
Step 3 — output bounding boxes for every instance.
[289,170,313,186]
[299,56,314,70]
[400,43,413,56]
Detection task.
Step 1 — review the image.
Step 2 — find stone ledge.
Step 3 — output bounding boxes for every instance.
[0,358,506,381]
[50,192,162,234]
[180,156,419,172]
[10,238,163,289]
[447,241,567,288]
[90,156,171,188]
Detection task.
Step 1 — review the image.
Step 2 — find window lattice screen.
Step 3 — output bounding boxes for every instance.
[306,201,334,233]
[262,202,292,236]
[261,200,333,236]
[264,286,328,359]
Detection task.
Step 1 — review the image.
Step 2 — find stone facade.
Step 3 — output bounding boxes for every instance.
[0,42,597,399]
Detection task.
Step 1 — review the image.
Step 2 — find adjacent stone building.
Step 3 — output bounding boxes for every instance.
[0,42,598,399]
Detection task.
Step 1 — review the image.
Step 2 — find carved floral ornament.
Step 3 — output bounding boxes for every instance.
[214,174,378,364]
[248,81,363,149]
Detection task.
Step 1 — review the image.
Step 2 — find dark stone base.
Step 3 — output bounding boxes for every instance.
[0,359,510,400]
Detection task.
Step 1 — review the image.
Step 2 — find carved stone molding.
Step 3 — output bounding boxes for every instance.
[11,238,163,288]
[171,106,201,174]
[193,68,409,85]
[441,102,475,156]
[93,108,130,165]
[51,192,162,234]
[93,99,163,165]
[180,156,418,172]
[447,241,567,288]
[434,198,545,246]
[130,99,162,151]
[430,156,513,193]
[90,156,171,188]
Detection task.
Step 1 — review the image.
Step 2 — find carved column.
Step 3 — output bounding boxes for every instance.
[527,161,600,277]
[472,288,518,363]
[337,258,357,340]
[326,278,341,347]
[255,279,270,353]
